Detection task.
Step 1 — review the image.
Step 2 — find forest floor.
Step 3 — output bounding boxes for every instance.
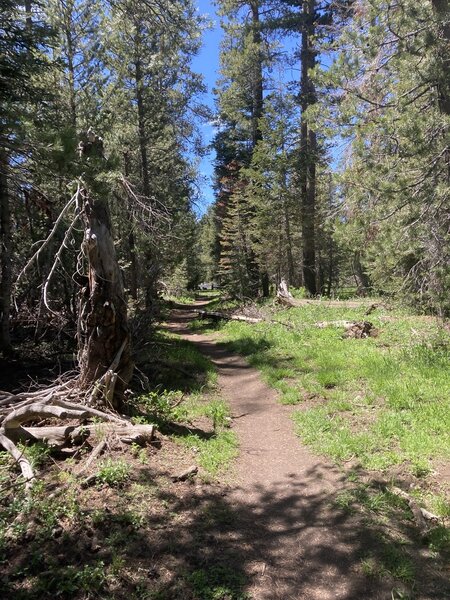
[0,297,449,599]
[163,300,450,600]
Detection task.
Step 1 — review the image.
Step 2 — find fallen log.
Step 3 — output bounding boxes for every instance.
[5,423,155,449]
[195,309,262,324]
[315,320,357,329]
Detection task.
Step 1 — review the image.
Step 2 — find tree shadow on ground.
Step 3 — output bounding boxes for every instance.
[3,461,448,600]
[134,330,217,395]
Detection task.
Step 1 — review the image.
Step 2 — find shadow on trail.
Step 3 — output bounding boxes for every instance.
[135,328,216,395]
[4,460,447,600]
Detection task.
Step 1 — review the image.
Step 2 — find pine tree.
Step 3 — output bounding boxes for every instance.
[0,0,53,354]
[316,0,450,312]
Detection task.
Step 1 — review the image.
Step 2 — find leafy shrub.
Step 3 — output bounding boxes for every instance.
[97,459,130,486]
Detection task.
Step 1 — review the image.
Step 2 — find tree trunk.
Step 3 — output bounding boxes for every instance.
[432,0,450,114]
[300,0,317,295]
[63,11,77,132]
[250,1,263,147]
[123,152,138,300]
[0,149,12,355]
[353,251,370,296]
[134,24,159,306]
[77,134,133,409]
[245,1,264,296]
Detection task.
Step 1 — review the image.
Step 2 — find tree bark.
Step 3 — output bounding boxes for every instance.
[247,1,264,296]
[77,192,133,408]
[353,251,371,296]
[250,1,263,148]
[133,23,159,306]
[77,134,133,409]
[123,152,138,300]
[300,0,317,295]
[431,0,450,115]
[0,148,12,355]
[62,6,77,132]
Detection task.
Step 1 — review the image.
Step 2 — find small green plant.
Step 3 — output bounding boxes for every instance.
[35,561,107,595]
[134,389,187,423]
[19,442,50,468]
[205,399,230,432]
[187,565,249,600]
[97,459,131,486]
[428,525,450,555]
[178,431,238,476]
[131,443,148,464]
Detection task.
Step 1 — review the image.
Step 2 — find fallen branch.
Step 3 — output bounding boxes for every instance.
[0,432,35,491]
[390,486,441,535]
[315,320,357,329]
[171,465,198,482]
[195,309,262,324]
[0,377,150,491]
[2,403,91,429]
[6,423,154,448]
[76,439,107,475]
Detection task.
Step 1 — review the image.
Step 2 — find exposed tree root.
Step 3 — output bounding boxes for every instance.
[390,486,441,536]
[0,377,154,492]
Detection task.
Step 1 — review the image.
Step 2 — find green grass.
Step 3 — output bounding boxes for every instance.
[177,429,238,477]
[186,565,250,600]
[214,304,450,479]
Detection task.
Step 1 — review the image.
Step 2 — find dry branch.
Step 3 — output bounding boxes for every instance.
[77,439,107,475]
[195,309,262,324]
[390,486,440,535]
[14,185,81,296]
[0,432,34,490]
[2,403,90,429]
[0,377,151,491]
[6,423,154,448]
[171,465,198,482]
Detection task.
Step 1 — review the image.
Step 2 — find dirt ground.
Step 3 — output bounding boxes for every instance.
[164,304,449,600]
[1,303,449,600]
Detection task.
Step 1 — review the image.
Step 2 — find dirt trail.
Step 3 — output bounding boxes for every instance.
[164,303,424,600]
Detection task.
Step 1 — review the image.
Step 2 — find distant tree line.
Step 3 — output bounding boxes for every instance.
[199,0,450,316]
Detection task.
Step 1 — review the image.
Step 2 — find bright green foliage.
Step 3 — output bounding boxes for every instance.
[213,303,450,480]
[97,459,131,486]
[314,0,450,313]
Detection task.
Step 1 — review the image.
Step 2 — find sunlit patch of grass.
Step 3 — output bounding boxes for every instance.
[178,430,238,476]
[213,304,450,482]
[186,565,250,600]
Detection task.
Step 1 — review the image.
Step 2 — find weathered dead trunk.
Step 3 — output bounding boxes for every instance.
[77,195,133,407]
[0,148,12,355]
[77,134,133,409]
[276,278,296,307]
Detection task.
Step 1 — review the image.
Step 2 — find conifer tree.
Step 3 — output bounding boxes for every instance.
[315,0,450,312]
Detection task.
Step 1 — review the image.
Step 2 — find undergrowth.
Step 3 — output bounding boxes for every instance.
[0,327,243,599]
[216,304,450,485]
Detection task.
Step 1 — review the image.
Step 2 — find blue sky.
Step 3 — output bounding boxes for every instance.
[192,0,223,215]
